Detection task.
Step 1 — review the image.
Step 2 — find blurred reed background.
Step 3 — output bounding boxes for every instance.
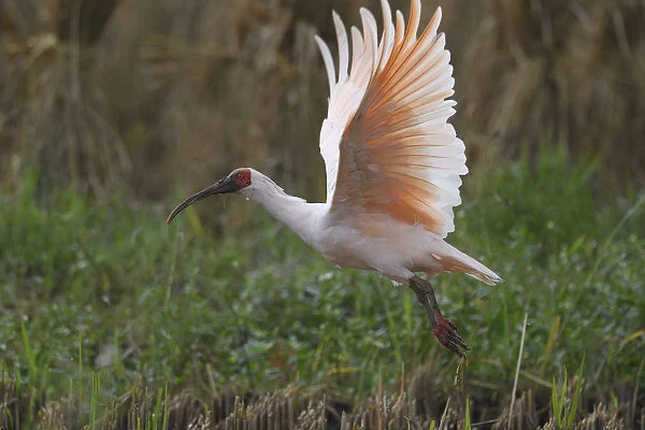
[1,0,644,206]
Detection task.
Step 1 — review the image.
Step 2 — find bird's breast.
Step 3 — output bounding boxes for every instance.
[314,226,373,271]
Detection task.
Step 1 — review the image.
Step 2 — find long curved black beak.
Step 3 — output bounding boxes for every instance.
[166,176,239,224]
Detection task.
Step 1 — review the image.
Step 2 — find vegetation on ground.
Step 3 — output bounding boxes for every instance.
[1,145,644,428]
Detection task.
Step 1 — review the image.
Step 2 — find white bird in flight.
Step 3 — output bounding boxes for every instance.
[167,0,502,357]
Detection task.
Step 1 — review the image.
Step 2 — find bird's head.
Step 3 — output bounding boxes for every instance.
[166,167,253,224]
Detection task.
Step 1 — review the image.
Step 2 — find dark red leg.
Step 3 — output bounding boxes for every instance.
[409,276,469,358]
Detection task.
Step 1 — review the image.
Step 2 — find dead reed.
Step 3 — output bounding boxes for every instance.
[1,0,644,201]
[0,373,631,429]
[458,0,645,185]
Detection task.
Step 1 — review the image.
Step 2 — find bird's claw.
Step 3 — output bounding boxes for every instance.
[432,315,470,358]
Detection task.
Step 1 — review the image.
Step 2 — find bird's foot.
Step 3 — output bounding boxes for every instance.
[432,314,469,359]
[409,276,470,358]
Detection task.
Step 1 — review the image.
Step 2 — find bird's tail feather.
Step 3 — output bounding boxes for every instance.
[431,245,503,286]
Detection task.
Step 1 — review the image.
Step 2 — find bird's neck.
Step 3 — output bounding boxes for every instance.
[242,171,324,246]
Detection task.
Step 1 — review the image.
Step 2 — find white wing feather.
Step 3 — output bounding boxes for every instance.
[315,0,467,238]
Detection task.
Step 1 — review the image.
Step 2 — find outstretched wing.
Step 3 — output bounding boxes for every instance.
[315,0,467,238]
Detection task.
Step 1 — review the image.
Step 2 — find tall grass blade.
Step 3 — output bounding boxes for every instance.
[507,312,528,430]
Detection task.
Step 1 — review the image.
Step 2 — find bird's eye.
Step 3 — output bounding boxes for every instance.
[236,173,243,179]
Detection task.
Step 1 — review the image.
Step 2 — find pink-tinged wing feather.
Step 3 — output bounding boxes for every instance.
[315,13,372,202]
[316,0,467,238]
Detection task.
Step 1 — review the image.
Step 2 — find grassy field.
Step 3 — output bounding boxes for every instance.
[1,145,644,428]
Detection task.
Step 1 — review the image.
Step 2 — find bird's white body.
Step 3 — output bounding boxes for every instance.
[241,170,500,285]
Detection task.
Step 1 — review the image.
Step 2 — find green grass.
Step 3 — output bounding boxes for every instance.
[1,145,644,427]
[551,360,584,430]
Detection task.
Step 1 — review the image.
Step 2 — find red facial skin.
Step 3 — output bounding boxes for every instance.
[166,168,253,224]
[232,168,252,188]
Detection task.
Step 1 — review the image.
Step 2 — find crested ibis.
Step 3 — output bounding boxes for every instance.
[167,0,502,358]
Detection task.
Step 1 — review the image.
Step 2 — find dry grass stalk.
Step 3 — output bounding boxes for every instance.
[507,313,529,429]
[459,0,645,185]
[493,390,539,430]
[0,0,130,195]
[1,376,642,429]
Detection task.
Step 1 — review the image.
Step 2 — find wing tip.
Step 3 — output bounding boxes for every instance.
[332,11,350,82]
[315,34,337,93]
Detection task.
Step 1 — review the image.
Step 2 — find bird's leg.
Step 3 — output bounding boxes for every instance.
[409,276,469,358]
